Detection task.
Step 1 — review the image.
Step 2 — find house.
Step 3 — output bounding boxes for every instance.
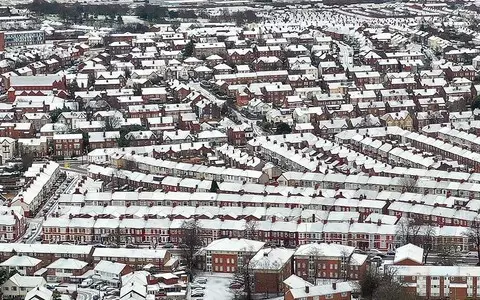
[52,133,84,157]
[194,43,226,58]
[46,258,89,283]
[294,243,367,282]
[93,260,131,287]
[387,265,480,299]
[202,238,265,273]
[25,286,52,300]
[0,137,15,163]
[92,248,171,270]
[250,248,295,294]
[284,282,352,300]
[2,274,46,298]
[393,243,424,265]
[0,255,42,275]
[380,111,413,130]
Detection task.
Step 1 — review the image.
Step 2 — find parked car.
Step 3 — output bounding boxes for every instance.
[190,290,204,297]
[465,251,479,258]
[190,284,205,290]
[367,249,385,257]
[386,249,396,256]
[371,256,383,263]
[162,243,174,249]
[80,279,93,288]
[194,277,207,284]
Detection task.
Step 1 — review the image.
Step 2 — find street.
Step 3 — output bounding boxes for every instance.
[335,41,354,70]
[21,174,81,244]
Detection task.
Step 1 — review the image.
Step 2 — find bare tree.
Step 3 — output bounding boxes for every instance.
[399,177,417,193]
[463,217,480,265]
[395,217,422,246]
[105,115,123,130]
[307,246,323,284]
[179,219,203,271]
[436,241,458,266]
[420,224,436,264]
[360,268,417,300]
[244,221,259,240]
[340,249,352,281]
[231,248,256,300]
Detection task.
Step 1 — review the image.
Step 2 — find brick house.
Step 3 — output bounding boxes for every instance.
[46,258,89,283]
[0,255,42,276]
[393,243,424,266]
[284,282,352,300]
[250,248,294,294]
[202,238,265,273]
[294,243,367,282]
[52,133,84,157]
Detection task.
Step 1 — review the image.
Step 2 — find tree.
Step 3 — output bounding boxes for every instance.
[420,224,436,264]
[396,217,422,246]
[340,249,353,281]
[463,217,480,265]
[179,219,203,272]
[49,107,71,123]
[231,249,255,300]
[53,290,61,300]
[359,268,417,300]
[307,246,323,284]
[399,177,417,193]
[87,73,95,88]
[124,68,131,79]
[183,40,194,58]
[244,221,259,240]
[133,83,142,96]
[436,241,458,266]
[105,115,123,131]
[21,151,35,171]
[209,180,219,193]
[275,122,291,135]
[116,15,123,25]
[67,78,79,98]
[0,268,16,286]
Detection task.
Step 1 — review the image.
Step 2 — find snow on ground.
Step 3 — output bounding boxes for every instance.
[197,273,233,300]
[122,15,146,24]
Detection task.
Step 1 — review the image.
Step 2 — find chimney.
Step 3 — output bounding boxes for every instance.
[305,286,310,293]
[332,282,336,290]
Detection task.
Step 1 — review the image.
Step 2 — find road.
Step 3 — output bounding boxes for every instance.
[335,41,354,70]
[188,82,225,106]
[58,159,88,175]
[22,175,81,244]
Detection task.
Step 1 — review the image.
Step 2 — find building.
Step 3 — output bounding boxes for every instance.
[250,247,295,294]
[294,243,367,282]
[2,274,46,298]
[388,265,480,299]
[393,243,424,266]
[52,133,84,158]
[46,258,89,283]
[284,282,352,300]
[93,260,131,287]
[0,30,45,51]
[0,255,42,275]
[202,238,265,273]
[92,248,171,270]
[24,286,52,300]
